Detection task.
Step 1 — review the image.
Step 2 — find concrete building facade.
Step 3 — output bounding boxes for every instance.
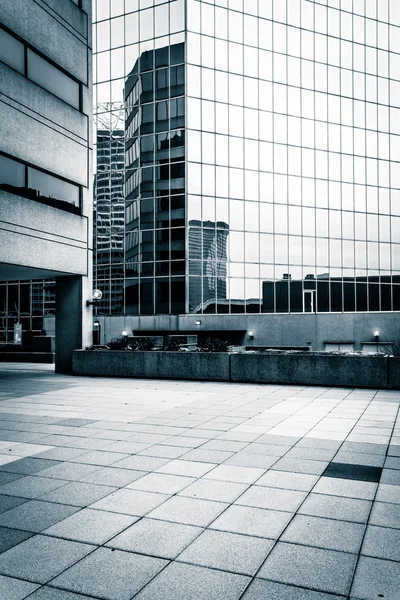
[91,0,400,350]
[0,0,93,371]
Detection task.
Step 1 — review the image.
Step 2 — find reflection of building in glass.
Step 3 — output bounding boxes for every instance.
[94,128,125,314]
[124,44,186,315]
[263,274,400,314]
[0,281,55,343]
[188,220,229,313]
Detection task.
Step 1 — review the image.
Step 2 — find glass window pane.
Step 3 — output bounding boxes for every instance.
[28,167,80,208]
[0,154,25,190]
[0,28,24,74]
[27,50,80,109]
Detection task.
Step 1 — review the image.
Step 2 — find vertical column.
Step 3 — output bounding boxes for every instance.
[55,275,92,373]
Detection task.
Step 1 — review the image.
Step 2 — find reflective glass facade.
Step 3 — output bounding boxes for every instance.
[93,0,400,316]
[0,281,55,343]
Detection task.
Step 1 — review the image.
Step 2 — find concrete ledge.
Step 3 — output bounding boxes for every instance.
[230,353,388,388]
[72,350,400,389]
[388,357,400,389]
[0,352,54,363]
[72,350,230,381]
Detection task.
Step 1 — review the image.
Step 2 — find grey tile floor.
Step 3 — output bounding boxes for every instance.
[0,363,399,600]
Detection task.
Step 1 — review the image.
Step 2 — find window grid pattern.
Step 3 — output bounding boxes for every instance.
[93,0,400,316]
[0,281,55,344]
[186,0,400,314]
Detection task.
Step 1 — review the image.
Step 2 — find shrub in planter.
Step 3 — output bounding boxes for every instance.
[106,336,130,350]
[202,337,229,353]
[162,336,181,351]
[131,336,155,351]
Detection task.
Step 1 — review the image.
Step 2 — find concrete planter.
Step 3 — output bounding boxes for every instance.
[72,350,230,381]
[72,350,399,389]
[388,357,400,389]
[230,353,388,388]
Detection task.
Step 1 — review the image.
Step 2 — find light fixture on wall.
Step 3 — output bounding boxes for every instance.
[374,330,380,340]
[86,289,102,306]
[195,320,201,326]
[248,331,254,340]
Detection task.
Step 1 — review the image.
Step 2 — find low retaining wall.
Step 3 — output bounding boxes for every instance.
[0,352,54,363]
[72,350,230,382]
[72,350,400,389]
[230,353,388,388]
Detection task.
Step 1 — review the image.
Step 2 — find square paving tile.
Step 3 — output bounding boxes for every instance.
[204,465,265,484]
[323,462,383,482]
[40,481,117,507]
[285,447,336,462]
[180,448,234,464]
[375,483,400,504]
[156,460,217,478]
[258,541,357,596]
[51,547,167,600]
[369,501,400,528]
[107,517,202,558]
[0,473,25,486]
[148,495,228,526]
[35,448,87,461]
[0,527,33,553]
[0,495,28,515]
[70,450,130,466]
[177,529,274,576]
[361,525,400,561]
[210,504,291,539]
[78,466,145,487]
[0,500,79,533]
[112,455,171,472]
[312,476,377,500]
[178,478,248,503]
[298,493,372,523]
[241,579,345,600]
[235,485,307,512]
[334,451,385,468]
[126,472,195,494]
[44,508,137,545]
[90,488,170,516]
[350,556,400,600]
[0,476,67,499]
[0,534,93,583]
[38,462,100,481]
[138,444,189,459]
[27,586,113,598]
[224,453,277,470]
[272,458,329,475]
[281,514,365,553]
[133,561,250,600]
[256,470,318,492]
[0,458,60,476]
[0,574,39,600]
[380,469,400,485]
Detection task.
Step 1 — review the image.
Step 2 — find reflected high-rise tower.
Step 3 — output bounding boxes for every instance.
[93,0,400,348]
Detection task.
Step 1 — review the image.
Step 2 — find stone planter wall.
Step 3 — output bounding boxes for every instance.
[72,350,230,382]
[230,353,388,388]
[72,350,400,389]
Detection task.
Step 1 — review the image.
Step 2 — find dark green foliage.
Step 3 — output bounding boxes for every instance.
[106,336,130,350]
[162,336,181,351]
[131,336,154,351]
[202,337,229,353]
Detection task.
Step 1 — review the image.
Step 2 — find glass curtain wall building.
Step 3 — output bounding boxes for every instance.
[91,0,400,346]
[93,0,400,320]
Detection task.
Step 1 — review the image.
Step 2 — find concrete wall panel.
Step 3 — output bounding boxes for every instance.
[0,0,88,83]
[0,100,88,186]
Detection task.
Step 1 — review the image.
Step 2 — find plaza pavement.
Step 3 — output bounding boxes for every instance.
[0,363,399,600]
